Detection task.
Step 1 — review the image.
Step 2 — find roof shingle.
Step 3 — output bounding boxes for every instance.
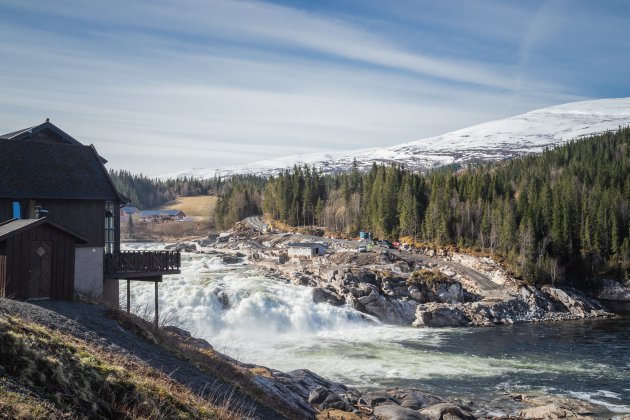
[0,139,121,201]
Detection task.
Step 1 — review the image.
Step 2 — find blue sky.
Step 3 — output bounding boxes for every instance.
[1,0,629,175]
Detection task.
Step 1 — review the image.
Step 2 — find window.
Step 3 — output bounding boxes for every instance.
[105,202,116,254]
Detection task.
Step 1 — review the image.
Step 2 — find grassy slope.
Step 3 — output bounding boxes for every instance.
[0,314,238,419]
[153,195,218,218]
[0,302,303,419]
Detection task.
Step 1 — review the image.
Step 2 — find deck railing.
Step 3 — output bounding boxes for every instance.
[104,250,181,277]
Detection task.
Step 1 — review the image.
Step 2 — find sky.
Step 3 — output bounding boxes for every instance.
[1,0,629,176]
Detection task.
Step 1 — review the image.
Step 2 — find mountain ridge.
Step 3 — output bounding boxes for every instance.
[164,97,630,179]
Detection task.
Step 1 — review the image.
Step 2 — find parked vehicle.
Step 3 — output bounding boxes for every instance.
[357,245,367,253]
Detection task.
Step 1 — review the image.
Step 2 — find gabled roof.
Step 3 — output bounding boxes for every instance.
[286,242,328,248]
[0,120,107,163]
[0,120,81,144]
[140,210,185,217]
[0,139,124,201]
[0,218,88,243]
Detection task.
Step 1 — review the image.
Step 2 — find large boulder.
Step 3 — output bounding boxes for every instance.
[419,402,475,420]
[307,385,353,411]
[381,277,411,298]
[541,286,605,317]
[312,288,345,306]
[221,254,242,264]
[360,294,418,325]
[411,277,465,304]
[597,279,630,301]
[516,395,594,419]
[167,242,197,252]
[373,405,425,420]
[413,304,470,328]
[386,389,444,410]
[362,391,400,407]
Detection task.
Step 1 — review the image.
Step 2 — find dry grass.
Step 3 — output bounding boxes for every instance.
[109,309,307,419]
[0,313,251,419]
[127,219,213,242]
[0,385,63,419]
[408,269,452,286]
[154,195,218,218]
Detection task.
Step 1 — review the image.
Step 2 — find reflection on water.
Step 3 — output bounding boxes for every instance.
[123,249,630,416]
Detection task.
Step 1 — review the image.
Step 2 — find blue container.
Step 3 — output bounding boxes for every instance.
[12,202,20,219]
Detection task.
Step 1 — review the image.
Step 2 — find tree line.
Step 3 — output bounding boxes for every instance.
[216,128,630,284]
[109,170,222,209]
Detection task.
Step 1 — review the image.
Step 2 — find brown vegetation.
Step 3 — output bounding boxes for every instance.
[0,313,246,419]
[408,269,452,286]
[154,195,218,218]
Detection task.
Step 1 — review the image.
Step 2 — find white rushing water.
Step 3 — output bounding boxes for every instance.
[120,248,630,416]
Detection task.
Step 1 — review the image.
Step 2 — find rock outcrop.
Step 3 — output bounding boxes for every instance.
[199,235,615,327]
[514,394,596,419]
[252,367,479,419]
[596,279,630,301]
[274,260,613,327]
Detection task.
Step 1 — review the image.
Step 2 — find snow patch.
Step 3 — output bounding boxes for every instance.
[162,97,630,179]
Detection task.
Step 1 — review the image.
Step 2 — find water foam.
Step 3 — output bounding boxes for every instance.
[121,249,630,413]
[567,391,630,413]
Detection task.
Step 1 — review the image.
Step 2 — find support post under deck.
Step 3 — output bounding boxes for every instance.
[154,280,159,329]
[126,280,130,313]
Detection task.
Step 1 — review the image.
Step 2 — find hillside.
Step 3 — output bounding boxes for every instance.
[165,97,630,179]
[217,128,630,284]
[0,299,316,419]
[154,195,218,218]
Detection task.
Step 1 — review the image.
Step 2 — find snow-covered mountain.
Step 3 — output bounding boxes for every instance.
[164,97,630,179]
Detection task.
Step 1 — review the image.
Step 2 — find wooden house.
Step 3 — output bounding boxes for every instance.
[0,120,180,311]
[139,209,186,221]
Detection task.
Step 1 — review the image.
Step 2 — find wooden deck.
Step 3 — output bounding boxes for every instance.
[104,250,181,279]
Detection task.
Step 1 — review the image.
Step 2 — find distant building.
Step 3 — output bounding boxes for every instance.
[139,209,186,221]
[286,242,327,259]
[120,206,140,221]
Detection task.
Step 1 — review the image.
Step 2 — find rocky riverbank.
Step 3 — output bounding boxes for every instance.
[168,225,628,329]
[3,298,617,420]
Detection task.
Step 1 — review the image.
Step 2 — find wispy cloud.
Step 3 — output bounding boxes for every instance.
[0,0,624,174]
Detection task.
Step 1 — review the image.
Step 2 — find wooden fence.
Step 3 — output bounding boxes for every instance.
[104,251,181,277]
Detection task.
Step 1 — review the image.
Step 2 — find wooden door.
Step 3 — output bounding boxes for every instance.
[29,242,52,299]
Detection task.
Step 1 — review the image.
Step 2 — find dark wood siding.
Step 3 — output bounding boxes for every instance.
[0,242,6,298]
[39,199,105,247]
[1,224,76,300]
[0,198,107,247]
[0,199,14,223]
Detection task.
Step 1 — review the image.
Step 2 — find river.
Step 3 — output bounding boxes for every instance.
[123,247,630,417]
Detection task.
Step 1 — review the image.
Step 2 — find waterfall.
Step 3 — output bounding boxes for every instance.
[121,248,630,415]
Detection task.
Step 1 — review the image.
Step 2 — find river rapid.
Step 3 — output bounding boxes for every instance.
[123,246,630,416]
